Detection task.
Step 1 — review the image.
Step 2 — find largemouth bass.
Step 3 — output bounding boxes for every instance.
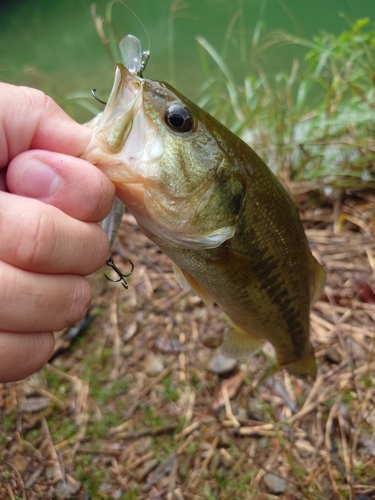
[83,63,326,380]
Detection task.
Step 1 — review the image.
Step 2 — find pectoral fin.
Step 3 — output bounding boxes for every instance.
[173,263,192,291]
[207,244,258,284]
[173,264,214,306]
[220,323,265,359]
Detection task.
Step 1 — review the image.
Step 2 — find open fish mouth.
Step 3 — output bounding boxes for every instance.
[91,65,143,155]
[84,64,164,186]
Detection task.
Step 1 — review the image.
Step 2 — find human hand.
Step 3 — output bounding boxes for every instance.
[0,83,115,382]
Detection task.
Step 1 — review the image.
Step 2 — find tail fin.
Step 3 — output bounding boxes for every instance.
[283,342,317,381]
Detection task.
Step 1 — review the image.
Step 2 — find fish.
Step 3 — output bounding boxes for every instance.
[82,63,326,381]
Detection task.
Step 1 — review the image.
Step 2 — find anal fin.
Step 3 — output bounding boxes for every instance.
[220,323,265,360]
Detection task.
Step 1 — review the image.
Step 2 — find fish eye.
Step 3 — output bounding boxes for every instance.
[165,104,193,132]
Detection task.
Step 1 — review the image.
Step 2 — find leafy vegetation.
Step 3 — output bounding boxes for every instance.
[197,18,375,188]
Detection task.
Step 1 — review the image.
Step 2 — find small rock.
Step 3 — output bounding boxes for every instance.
[112,489,123,500]
[237,407,248,420]
[218,429,232,447]
[357,437,375,459]
[144,353,164,376]
[208,450,221,475]
[263,472,287,495]
[248,399,265,421]
[13,453,28,473]
[55,476,81,499]
[121,344,134,357]
[154,336,183,353]
[135,458,158,482]
[147,454,178,486]
[137,436,153,452]
[324,347,342,364]
[45,465,57,480]
[355,493,375,500]
[99,483,112,493]
[123,320,138,342]
[209,348,237,376]
[19,396,51,413]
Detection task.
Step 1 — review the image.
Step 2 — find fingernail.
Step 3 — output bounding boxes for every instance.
[18,160,62,199]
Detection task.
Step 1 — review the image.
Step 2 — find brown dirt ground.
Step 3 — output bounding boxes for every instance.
[1,188,375,500]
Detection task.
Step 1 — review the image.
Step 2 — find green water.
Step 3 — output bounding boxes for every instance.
[1,0,375,122]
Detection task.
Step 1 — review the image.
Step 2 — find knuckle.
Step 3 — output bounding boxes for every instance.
[0,261,15,317]
[20,87,57,116]
[85,176,107,220]
[14,208,58,270]
[64,277,92,326]
[75,223,109,275]
[90,224,110,267]
[81,173,114,222]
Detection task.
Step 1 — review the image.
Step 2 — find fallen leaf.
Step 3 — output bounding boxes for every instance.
[212,372,244,410]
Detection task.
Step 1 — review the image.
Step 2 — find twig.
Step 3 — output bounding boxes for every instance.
[40,417,63,483]
[115,424,178,440]
[179,332,186,382]
[236,424,276,437]
[110,290,122,380]
[191,435,220,489]
[222,386,240,428]
[324,396,344,496]
[5,484,16,500]
[24,466,44,489]
[338,412,353,493]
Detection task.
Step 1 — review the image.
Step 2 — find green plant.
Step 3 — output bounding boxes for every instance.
[197,18,375,189]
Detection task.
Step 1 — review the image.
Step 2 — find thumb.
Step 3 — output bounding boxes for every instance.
[0,82,92,168]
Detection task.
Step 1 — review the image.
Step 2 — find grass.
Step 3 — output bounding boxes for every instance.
[196,17,375,189]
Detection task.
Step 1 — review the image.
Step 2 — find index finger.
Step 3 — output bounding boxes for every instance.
[0,83,92,167]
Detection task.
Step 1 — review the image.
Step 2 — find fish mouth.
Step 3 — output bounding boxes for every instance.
[91,64,143,155]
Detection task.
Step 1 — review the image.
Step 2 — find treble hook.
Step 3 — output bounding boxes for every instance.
[104,255,134,289]
[91,88,107,105]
